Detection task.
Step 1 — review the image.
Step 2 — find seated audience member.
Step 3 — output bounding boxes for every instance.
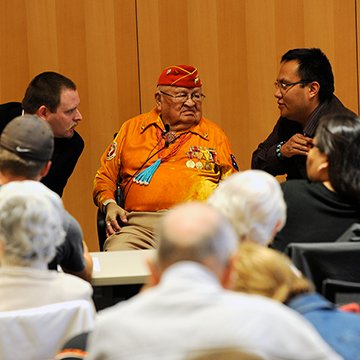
[272,113,360,252]
[0,115,92,282]
[93,65,238,251]
[0,181,94,311]
[207,169,286,245]
[0,71,84,197]
[86,202,339,360]
[232,242,360,360]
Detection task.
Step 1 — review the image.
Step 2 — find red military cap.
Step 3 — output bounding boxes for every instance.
[157,65,202,88]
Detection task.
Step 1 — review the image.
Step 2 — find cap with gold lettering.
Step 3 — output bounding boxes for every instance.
[158,65,202,88]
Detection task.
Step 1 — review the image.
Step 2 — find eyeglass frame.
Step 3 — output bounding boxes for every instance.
[274,79,312,94]
[159,90,206,103]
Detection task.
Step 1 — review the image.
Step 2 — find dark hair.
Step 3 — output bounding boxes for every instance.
[0,148,47,179]
[316,114,360,204]
[281,48,334,103]
[22,72,76,114]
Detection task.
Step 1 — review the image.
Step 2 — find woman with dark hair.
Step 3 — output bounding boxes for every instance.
[272,113,360,252]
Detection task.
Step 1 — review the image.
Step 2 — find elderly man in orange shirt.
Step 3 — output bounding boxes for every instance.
[93,65,238,251]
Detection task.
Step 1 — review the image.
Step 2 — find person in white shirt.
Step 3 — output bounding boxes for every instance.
[0,180,94,311]
[86,202,340,360]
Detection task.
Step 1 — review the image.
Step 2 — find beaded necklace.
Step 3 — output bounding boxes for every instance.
[133,127,192,185]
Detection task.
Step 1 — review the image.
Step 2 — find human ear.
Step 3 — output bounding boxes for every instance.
[221,256,235,289]
[318,160,329,172]
[39,161,52,179]
[146,257,161,287]
[36,105,49,120]
[155,92,162,112]
[308,81,320,98]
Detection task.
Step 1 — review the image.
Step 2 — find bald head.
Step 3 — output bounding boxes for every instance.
[157,202,237,270]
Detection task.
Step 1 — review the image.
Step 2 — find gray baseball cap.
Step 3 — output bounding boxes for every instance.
[0,114,54,161]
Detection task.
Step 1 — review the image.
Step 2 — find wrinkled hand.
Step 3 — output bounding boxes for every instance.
[280,134,313,158]
[105,202,128,238]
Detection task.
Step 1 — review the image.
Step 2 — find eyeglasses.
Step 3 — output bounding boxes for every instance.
[159,90,206,104]
[274,80,311,94]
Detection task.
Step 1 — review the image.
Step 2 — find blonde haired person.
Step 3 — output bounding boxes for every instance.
[207,170,286,245]
[232,242,360,360]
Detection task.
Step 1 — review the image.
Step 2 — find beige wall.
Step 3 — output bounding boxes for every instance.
[0,0,358,251]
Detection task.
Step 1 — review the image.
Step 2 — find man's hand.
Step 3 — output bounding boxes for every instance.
[280,134,313,158]
[105,202,128,237]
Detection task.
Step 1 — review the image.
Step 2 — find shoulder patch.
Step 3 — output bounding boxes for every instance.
[230,154,239,171]
[106,141,117,160]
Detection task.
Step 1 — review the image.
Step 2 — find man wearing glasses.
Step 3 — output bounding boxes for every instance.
[252,48,355,180]
[93,65,238,251]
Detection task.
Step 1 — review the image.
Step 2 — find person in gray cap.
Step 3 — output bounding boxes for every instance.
[0,115,93,282]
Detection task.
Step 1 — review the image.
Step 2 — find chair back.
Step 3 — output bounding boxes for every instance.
[322,279,360,304]
[0,299,95,360]
[286,242,360,293]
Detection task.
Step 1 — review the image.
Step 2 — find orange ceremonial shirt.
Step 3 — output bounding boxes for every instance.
[93,109,237,212]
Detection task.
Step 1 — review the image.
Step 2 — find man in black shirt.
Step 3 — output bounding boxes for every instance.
[252,48,355,180]
[0,71,84,196]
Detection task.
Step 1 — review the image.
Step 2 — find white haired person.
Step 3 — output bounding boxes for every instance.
[0,181,94,311]
[86,202,339,360]
[207,170,286,245]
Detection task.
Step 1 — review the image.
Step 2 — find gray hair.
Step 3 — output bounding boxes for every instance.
[208,170,286,245]
[0,181,65,267]
[157,202,237,268]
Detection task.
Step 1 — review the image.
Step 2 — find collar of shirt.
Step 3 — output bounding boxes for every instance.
[287,292,335,314]
[0,265,57,280]
[303,102,326,137]
[160,261,222,289]
[139,108,210,141]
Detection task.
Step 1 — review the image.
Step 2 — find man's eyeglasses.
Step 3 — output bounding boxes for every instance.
[160,90,206,104]
[274,80,311,94]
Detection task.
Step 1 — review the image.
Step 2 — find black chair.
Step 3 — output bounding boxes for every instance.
[96,210,107,251]
[322,279,360,304]
[97,177,123,251]
[336,222,360,242]
[55,331,89,360]
[285,242,360,295]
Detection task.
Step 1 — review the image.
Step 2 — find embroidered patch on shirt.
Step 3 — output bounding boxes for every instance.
[106,142,117,160]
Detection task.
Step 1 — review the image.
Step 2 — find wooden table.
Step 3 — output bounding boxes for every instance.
[90,249,155,310]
